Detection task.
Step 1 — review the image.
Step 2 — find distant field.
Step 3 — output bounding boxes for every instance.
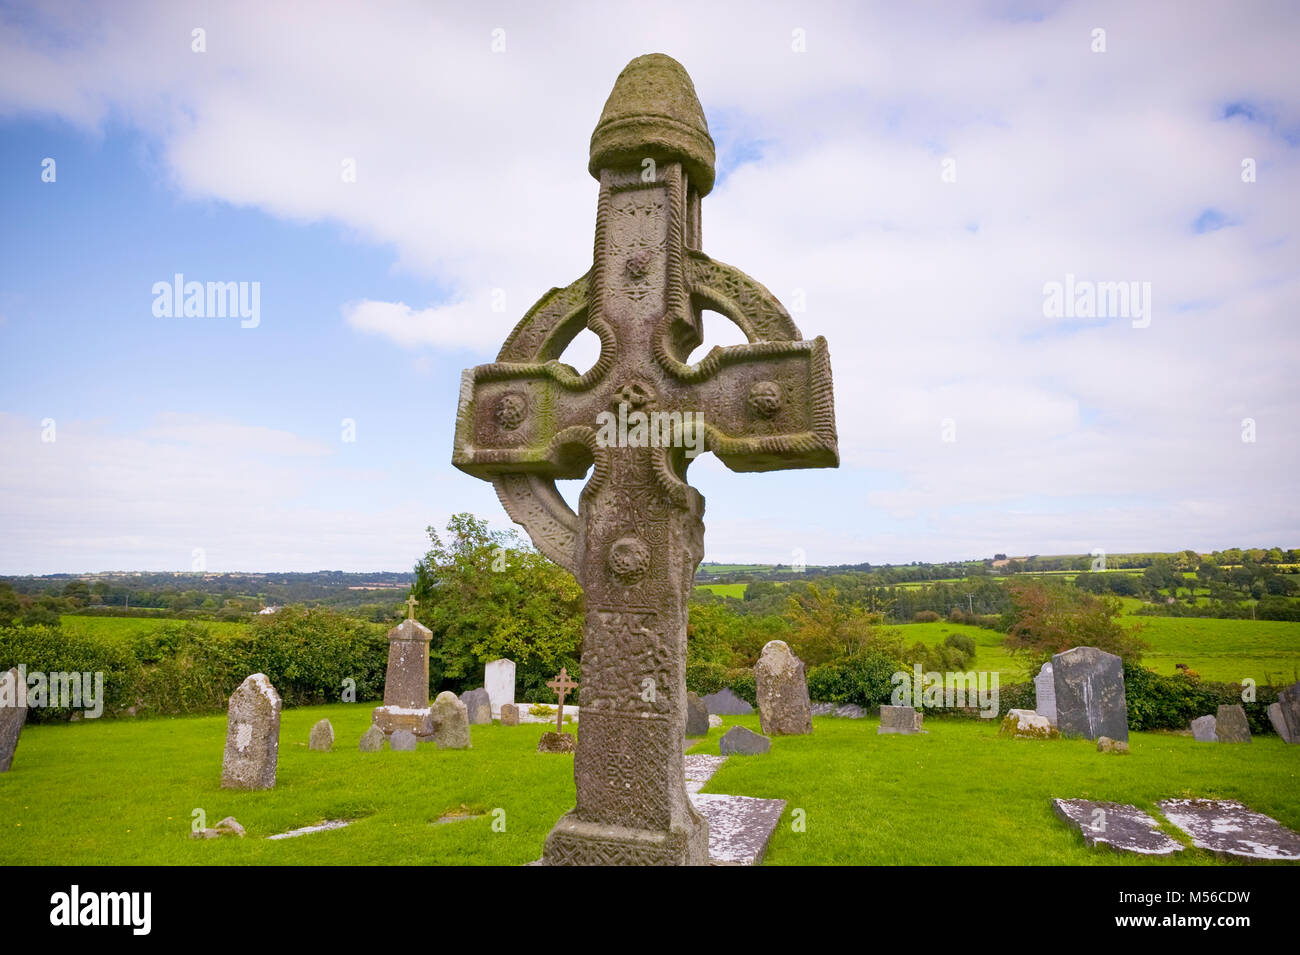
[60,616,249,640]
[695,583,748,598]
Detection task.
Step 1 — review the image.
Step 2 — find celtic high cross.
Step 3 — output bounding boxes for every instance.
[453,53,837,865]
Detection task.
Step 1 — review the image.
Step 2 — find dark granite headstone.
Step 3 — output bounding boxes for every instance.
[685,692,709,736]
[1052,646,1128,741]
[719,725,771,755]
[460,687,492,725]
[1214,704,1251,743]
[702,687,754,716]
[1190,714,1217,742]
[1270,681,1300,743]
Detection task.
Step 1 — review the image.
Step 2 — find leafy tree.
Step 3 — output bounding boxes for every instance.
[1003,579,1147,670]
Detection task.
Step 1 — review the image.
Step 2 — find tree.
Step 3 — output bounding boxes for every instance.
[783,583,897,666]
[1003,579,1147,670]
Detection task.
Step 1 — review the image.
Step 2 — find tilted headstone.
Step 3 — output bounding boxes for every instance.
[500,702,520,726]
[451,53,838,865]
[461,687,493,725]
[484,658,516,716]
[308,718,334,752]
[719,725,771,756]
[1270,681,1300,743]
[754,640,813,736]
[1051,646,1128,741]
[701,687,753,716]
[685,692,709,736]
[1214,704,1251,743]
[431,691,471,750]
[371,617,435,739]
[390,729,417,752]
[358,725,386,752]
[1190,714,1217,742]
[878,705,924,735]
[1033,662,1057,726]
[0,667,28,773]
[221,673,281,790]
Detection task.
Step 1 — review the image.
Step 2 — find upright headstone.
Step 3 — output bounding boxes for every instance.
[754,640,813,736]
[1190,714,1217,742]
[461,687,493,725]
[451,53,838,865]
[878,705,924,735]
[1270,681,1300,743]
[484,658,516,716]
[0,667,28,773]
[701,688,754,716]
[390,729,417,751]
[719,725,771,756]
[1214,704,1251,743]
[1034,662,1057,726]
[431,691,471,750]
[358,725,386,752]
[308,718,334,752]
[221,673,281,790]
[1051,646,1128,742]
[500,702,520,726]
[685,692,709,736]
[371,613,435,740]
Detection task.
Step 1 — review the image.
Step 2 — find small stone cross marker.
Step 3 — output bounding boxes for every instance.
[452,54,838,865]
[546,666,579,734]
[406,593,417,620]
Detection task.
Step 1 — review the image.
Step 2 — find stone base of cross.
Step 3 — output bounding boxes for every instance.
[453,54,838,865]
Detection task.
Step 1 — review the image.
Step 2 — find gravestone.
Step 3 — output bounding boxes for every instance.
[1097,736,1129,754]
[221,673,281,790]
[1190,714,1217,742]
[878,705,924,734]
[452,53,837,865]
[358,725,386,752]
[461,687,493,725]
[1052,799,1183,856]
[1158,799,1300,861]
[754,640,813,736]
[1033,662,1057,726]
[702,688,753,716]
[539,732,577,754]
[1000,708,1058,740]
[371,609,434,740]
[0,667,27,773]
[390,729,417,752]
[1214,704,1251,743]
[485,658,516,716]
[685,692,709,736]
[431,691,471,750]
[1051,646,1128,741]
[500,703,520,726]
[1270,681,1300,743]
[308,718,334,752]
[719,725,771,756]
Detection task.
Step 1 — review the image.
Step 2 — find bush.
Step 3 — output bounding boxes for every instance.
[944,632,977,657]
[723,668,757,706]
[0,625,138,722]
[686,662,728,696]
[913,610,941,623]
[806,650,906,706]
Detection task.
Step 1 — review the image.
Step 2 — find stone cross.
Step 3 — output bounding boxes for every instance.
[406,593,417,620]
[547,666,579,734]
[452,53,838,865]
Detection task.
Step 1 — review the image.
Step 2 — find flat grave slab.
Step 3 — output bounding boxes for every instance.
[684,754,728,794]
[1052,799,1183,856]
[267,819,352,841]
[690,793,786,866]
[1156,799,1300,861]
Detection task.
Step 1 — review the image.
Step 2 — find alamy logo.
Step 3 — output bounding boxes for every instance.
[1,665,104,718]
[594,402,705,458]
[49,885,151,935]
[1042,273,1151,328]
[152,273,260,328]
[891,663,999,718]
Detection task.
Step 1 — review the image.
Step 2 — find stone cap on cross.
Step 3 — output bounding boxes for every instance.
[406,594,418,620]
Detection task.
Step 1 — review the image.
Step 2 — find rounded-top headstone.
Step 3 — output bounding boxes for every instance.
[221,673,282,790]
[754,640,813,736]
[308,718,334,752]
[358,724,386,752]
[589,53,716,196]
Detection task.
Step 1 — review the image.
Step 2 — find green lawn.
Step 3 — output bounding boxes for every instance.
[2,706,1297,865]
[60,615,249,641]
[694,583,748,598]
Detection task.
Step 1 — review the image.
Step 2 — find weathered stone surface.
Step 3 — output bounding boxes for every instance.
[0,667,27,772]
[999,708,1059,740]
[308,718,334,752]
[389,729,417,751]
[1191,714,1217,742]
[810,702,834,716]
[1096,735,1129,754]
[358,725,386,752]
[702,688,754,716]
[1272,681,1300,742]
[684,753,727,794]
[431,691,471,750]
[708,714,723,729]
[484,658,516,715]
[691,793,786,865]
[1052,646,1128,741]
[1157,799,1300,861]
[538,732,576,754]
[1052,799,1183,856]
[452,52,837,866]
[221,673,281,790]
[754,640,813,736]
[499,702,520,726]
[1034,662,1057,726]
[719,725,770,755]
[833,703,865,719]
[878,705,924,735]
[192,817,245,840]
[461,687,493,725]
[685,692,709,736]
[370,705,434,739]
[1215,704,1251,743]
[380,618,432,709]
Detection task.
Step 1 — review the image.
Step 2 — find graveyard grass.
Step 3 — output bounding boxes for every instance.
[3,705,1298,865]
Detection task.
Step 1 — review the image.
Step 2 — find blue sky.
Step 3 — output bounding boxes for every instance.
[1,0,1297,574]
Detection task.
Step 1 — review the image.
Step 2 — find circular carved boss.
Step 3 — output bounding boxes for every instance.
[607,536,651,584]
[747,380,782,418]
[495,392,529,431]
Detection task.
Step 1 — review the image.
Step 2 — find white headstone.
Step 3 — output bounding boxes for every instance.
[484,658,516,716]
[1034,662,1057,726]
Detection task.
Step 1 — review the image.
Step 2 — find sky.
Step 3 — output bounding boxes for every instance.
[0,0,1297,575]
